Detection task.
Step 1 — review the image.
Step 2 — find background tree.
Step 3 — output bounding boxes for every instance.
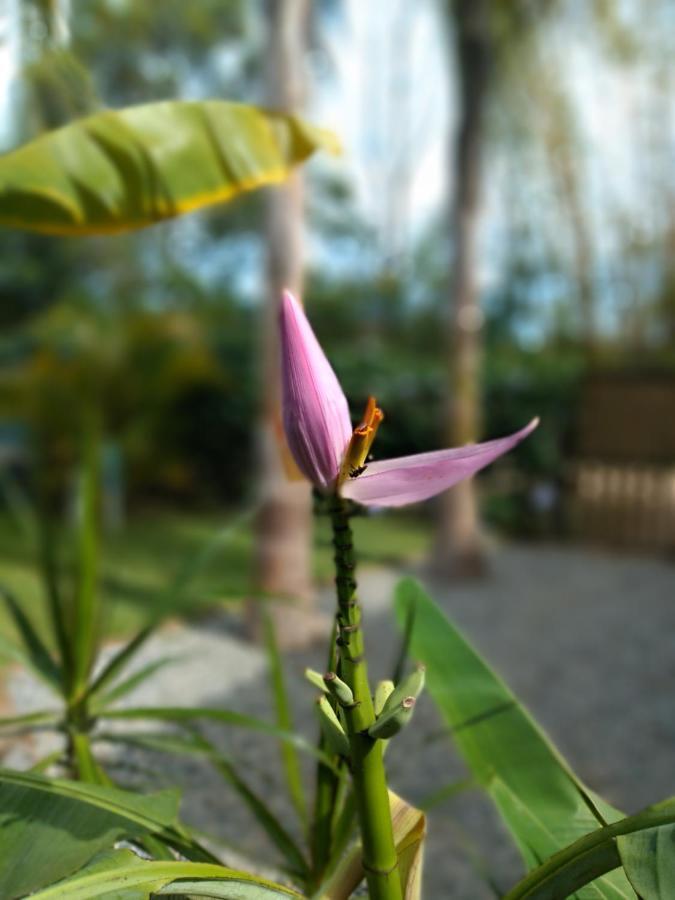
[250,0,321,648]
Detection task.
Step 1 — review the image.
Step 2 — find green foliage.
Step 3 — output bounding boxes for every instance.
[28,849,303,899]
[263,608,308,832]
[619,822,675,900]
[0,100,338,235]
[505,798,675,899]
[393,578,635,898]
[0,768,210,898]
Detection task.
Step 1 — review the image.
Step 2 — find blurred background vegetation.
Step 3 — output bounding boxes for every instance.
[1,0,674,641]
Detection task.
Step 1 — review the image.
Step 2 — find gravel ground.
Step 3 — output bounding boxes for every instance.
[3,542,675,898]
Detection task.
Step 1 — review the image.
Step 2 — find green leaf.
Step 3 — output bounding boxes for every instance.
[393,578,634,899]
[0,709,59,730]
[84,624,157,704]
[93,655,180,710]
[99,705,336,768]
[0,100,339,235]
[0,584,62,690]
[619,822,675,899]
[0,767,214,898]
[0,475,70,674]
[262,607,307,831]
[98,729,309,879]
[29,849,303,899]
[505,796,675,899]
[70,427,101,700]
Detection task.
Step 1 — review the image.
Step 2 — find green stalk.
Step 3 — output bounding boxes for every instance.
[310,621,342,886]
[329,498,401,900]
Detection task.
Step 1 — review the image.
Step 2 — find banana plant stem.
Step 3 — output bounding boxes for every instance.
[330,498,401,900]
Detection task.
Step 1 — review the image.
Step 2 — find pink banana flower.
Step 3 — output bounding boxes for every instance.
[280,290,538,508]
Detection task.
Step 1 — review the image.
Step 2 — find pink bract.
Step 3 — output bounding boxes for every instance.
[279,289,538,506]
[280,290,352,489]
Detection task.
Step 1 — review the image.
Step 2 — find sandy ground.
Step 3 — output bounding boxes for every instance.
[4,542,675,898]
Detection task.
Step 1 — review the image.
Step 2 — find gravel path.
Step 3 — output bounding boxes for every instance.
[3,542,674,898]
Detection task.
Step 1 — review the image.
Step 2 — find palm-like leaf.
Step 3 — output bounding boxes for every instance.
[0,100,339,235]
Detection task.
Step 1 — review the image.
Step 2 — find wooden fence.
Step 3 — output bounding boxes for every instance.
[571,461,675,552]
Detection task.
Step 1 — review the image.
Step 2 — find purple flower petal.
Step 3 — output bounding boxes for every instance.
[341,419,539,508]
[280,290,353,489]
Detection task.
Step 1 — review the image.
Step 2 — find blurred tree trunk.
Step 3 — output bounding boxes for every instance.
[250,0,323,648]
[434,0,492,576]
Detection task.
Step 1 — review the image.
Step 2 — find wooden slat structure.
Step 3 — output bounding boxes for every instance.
[571,372,675,552]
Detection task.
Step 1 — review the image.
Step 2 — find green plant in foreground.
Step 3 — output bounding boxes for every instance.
[0,88,673,900]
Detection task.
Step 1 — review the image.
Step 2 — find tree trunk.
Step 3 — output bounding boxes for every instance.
[249,0,324,648]
[434,0,492,576]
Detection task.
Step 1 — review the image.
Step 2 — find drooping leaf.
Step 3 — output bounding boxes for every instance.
[0,100,339,235]
[0,767,214,898]
[505,795,675,899]
[619,821,675,899]
[393,578,634,899]
[29,849,304,899]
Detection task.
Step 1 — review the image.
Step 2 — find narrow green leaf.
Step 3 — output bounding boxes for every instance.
[0,709,60,730]
[70,427,101,700]
[0,100,339,235]
[394,577,633,899]
[98,706,336,768]
[0,475,71,681]
[619,822,675,899]
[0,584,62,689]
[29,751,65,774]
[84,624,157,703]
[262,607,307,830]
[0,767,214,897]
[93,656,180,710]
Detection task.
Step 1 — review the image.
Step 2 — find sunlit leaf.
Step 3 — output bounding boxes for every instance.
[0,100,339,235]
[29,848,303,899]
[394,578,634,899]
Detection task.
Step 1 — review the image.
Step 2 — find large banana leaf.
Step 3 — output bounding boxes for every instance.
[618,820,675,900]
[29,849,304,899]
[0,100,339,235]
[0,768,213,898]
[393,578,635,899]
[505,796,675,899]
